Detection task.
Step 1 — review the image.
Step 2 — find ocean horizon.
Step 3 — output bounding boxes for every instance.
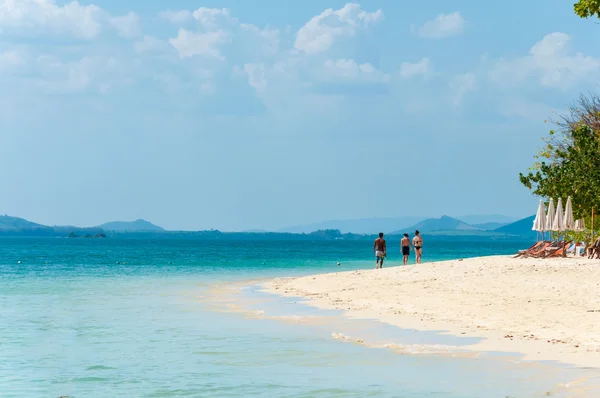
[1,237,596,397]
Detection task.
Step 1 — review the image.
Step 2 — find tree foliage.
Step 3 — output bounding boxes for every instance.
[520,93,600,232]
[574,0,600,19]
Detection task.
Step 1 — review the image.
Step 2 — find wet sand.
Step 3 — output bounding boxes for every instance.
[263,255,600,368]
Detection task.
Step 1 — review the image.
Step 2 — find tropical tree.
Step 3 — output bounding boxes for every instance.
[574,0,600,19]
[519,93,600,235]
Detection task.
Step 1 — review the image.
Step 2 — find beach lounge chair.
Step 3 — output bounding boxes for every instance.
[514,241,544,258]
[522,241,553,258]
[545,246,566,258]
[542,241,572,258]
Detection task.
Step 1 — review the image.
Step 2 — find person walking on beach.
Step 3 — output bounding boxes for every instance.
[412,230,423,264]
[374,233,386,269]
[401,233,410,265]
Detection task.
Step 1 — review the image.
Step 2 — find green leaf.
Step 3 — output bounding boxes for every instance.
[574,0,600,19]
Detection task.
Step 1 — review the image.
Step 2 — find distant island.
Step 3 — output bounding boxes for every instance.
[0,215,163,238]
[0,214,536,241]
[98,219,164,233]
[278,214,517,234]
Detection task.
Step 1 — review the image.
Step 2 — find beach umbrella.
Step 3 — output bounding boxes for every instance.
[545,198,555,235]
[532,200,546,241]
[564,196,575,231]
[552,198,566,257]
[574,219,584,232]
[552,198,564,232]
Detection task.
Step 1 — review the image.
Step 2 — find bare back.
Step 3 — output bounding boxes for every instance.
[413,235,422,247]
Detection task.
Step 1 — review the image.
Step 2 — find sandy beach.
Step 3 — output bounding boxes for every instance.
[264,255,600,368]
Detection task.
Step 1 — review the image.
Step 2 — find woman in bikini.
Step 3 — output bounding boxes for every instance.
[412,230,423,264]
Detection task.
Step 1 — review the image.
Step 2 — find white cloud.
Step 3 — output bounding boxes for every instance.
[0,0,103,38]
[244,63,268,92]
[134,36,172,54]
[164,7,279,60]
[169,29,231,59]
[0,0,139,39]
[497,99,560,122]
[399,58,433,78]
[240,24,280,56]
[109,12,140,38]
[322,58,388,83]
[33,55,123,93]
[417,12,464,39]
[159,10,192,24]
[0,50,23,69]
[192,7,231,29]
[449,72,476,106]
[295,3,383,55]
[490,32,600,89]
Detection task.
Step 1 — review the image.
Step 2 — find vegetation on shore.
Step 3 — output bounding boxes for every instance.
[519,94,600,232]
[519,7,599,236]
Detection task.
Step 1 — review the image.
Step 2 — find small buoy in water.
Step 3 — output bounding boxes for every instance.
[337,262,341,266]
[17,260,22,264]
[262,262,266,265]
[168,262,172,265]
[116,261,120,265]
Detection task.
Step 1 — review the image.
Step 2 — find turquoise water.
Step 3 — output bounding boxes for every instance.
[1,238,596,397]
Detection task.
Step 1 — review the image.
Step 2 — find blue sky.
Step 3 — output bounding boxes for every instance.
[1,0,599,231]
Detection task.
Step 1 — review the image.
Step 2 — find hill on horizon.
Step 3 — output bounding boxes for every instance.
[0,215,104,237]
[98,219,164,232]
[455,214,517,225]
[392,215,482,235]
[0,215,47,231]
[493,215,536,237]
[279,214,517,235]
[278,216,428,234]
[472,222,508,230]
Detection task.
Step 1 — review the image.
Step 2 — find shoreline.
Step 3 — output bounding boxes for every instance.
[261,255,600,368]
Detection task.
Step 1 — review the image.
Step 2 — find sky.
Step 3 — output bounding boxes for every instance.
[1,0,599,231]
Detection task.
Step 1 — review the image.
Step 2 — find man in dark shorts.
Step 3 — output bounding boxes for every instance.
[401,233,410,265]
[373,232,386,269]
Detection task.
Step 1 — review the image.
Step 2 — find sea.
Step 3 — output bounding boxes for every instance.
[1,237,598,397]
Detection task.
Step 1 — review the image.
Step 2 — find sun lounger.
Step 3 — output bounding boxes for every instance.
[542,241,572,258]
[523,241,553,258]
[514,241,544,258]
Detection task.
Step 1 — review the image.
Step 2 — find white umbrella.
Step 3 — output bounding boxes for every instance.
[574,219,585,231]
[564,196,575,231]
[532,200,546,241]
[545,198,555,234]
[553,198,566,257]
[552,198,564,232]
[578,218,586,231]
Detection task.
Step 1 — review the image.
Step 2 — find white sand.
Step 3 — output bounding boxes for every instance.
[264,255,600,367]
